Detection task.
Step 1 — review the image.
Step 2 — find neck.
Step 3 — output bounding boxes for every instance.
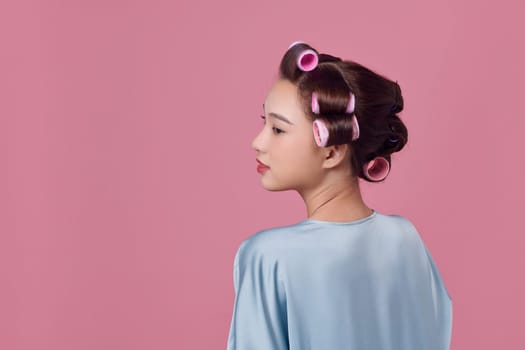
[298,176,372,223]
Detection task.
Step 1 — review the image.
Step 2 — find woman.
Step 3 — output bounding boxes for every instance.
[227,41,452,350]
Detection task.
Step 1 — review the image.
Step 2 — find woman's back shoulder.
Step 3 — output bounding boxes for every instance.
[238,210,424,259]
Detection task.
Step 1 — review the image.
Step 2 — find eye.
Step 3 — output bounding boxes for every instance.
[260,115,284,134]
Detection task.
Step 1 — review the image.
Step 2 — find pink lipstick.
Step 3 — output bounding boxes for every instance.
[256,159,269,173]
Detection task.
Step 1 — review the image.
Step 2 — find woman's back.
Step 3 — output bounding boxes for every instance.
[227,210,452,349]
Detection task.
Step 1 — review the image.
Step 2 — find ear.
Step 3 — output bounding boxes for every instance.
[321,143,350,169]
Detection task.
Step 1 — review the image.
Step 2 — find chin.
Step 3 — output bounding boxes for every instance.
[260,177,293,192]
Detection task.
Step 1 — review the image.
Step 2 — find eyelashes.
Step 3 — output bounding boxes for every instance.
[260,115,284,134]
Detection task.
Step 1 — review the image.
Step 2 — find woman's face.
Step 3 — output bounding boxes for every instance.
[251,79,326,192]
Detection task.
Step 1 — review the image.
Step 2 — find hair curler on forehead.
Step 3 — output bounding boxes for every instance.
[289,41,319,72]
[297,49,318,71]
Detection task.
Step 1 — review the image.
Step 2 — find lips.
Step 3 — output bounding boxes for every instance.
[256,159,269,168]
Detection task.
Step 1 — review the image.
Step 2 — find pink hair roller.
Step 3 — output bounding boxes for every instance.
[346,92,356,114]
[297,49,318,71]
[311,92,320,114]
[347,92,359,141]
[313,119,329,147]
[363,156,390,181]
[350,115,360,141]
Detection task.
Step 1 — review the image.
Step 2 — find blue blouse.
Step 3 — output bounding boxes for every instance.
[227,210,452,349]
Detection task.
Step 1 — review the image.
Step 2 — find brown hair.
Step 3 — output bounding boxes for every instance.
[279,43,408,182]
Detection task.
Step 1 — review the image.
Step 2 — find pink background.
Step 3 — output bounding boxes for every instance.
[1,0,523,349]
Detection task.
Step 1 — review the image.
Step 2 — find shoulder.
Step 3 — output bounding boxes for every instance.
[235,223,298,262]
[374,211,419,234]
[372,211,421,236]
[235,224,301,263]
[372,212,429,256]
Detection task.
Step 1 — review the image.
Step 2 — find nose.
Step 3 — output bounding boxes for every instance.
[251,128,265,152]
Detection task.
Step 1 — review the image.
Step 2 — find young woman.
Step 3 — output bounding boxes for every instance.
[227,41,452,350]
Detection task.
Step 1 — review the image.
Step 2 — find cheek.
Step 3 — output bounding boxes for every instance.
[274,130,317,165]
[289,143,319,170]
[283,136,312,159]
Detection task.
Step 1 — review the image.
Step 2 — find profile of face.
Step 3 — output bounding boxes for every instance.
[251,79,334,192]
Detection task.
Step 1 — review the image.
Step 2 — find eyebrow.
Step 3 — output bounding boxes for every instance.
[262,103,294,125]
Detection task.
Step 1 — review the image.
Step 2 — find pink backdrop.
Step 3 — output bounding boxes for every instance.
[1,0,524,349]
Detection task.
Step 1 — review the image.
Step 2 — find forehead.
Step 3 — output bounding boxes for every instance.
[263,79,307,124]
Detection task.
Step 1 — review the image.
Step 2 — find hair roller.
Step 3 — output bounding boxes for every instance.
[346,92,356,114]
[311,92,320,114]
[350,115,360,141]
[363,156,390,182]
[297,49,319,72]
[280,41,319,81]
[312,119,330,147]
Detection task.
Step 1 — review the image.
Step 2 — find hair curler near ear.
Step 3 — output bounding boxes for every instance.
[350,115,360,141]
[313,119,329,147]
[363,156,390,181]
[311,92,320,114]
[297,49,318,71]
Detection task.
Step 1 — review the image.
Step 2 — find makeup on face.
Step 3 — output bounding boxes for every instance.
[256,158,269,173]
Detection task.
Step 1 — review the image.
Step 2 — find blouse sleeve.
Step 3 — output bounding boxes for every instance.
[421,241,453,350]
[398,220,453,350]
[227,240,289,350]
